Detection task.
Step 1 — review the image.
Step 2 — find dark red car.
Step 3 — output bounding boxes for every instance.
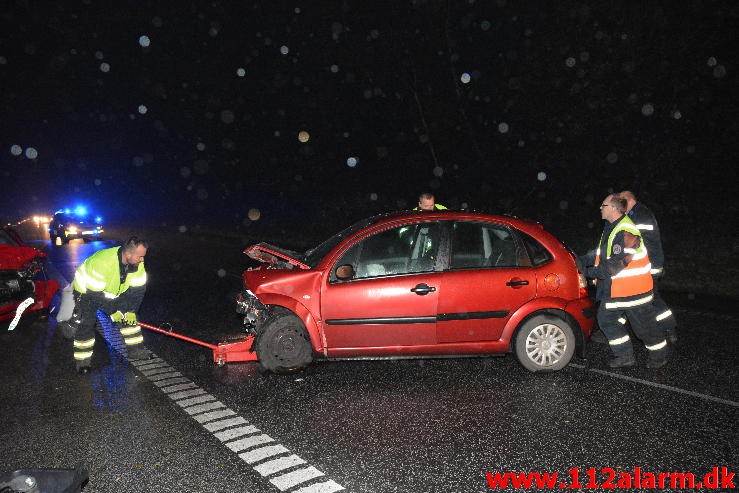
[236,211,594,373]
[1,226,59,328]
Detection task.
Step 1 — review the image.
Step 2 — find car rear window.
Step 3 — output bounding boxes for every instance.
[519,232,553,267]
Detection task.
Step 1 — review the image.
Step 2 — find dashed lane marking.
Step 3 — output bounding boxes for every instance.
[569,363,739,408]
[95,315,346,493]
[130,357,345,492]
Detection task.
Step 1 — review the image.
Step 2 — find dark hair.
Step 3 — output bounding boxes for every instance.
[418,192,435,201]
[610,196,627,214]
[123,236,149,251]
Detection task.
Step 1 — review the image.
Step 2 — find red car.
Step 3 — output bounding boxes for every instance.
[236,211,594,373]
[1,226,60,328]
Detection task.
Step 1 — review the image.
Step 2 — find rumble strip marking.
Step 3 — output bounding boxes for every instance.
[96,315,345,493]
[130,357,346,493]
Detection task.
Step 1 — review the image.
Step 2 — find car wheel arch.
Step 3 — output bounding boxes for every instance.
[257,295,323,353]
[512,310,579,371]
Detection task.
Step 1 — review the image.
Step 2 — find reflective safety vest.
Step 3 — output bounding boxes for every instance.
[73,246,147,299]
[595,215,653,307]
[413,203,447,210]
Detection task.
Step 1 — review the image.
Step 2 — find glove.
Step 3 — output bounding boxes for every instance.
[124,312,138,326]
[110,311,124,323]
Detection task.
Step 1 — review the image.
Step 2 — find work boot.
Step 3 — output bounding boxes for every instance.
[75,359,92,375]
[607,354,636,368]
[127,346,154,360]
[590,330,607,344]
[58,321,77,340]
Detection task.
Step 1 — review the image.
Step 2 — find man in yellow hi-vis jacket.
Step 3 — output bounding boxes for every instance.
[63,237,151,374]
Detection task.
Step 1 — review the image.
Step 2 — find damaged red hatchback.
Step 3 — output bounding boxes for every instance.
[236,211,594,373]
[1,227,59,329]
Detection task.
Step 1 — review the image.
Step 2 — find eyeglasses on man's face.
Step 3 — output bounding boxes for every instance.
[599,204,611,208]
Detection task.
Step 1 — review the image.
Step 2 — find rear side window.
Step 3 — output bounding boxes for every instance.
[450,221,521,268]
[520,232,553,267]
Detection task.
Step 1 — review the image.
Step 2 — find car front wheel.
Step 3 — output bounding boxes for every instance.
[256,313,313,373]
[514,314,575,372]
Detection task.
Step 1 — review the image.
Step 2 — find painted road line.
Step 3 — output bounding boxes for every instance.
[193,409,237,423]
[168,388,208,400]
[239,445,290,464]
[226,434,275,452]
[254,454,306,476]
[293,480,345,493]
[213,425,260,442]
[271,466,324,490]
[176,394,217,408]
[95,316,345,492]
[569,363,739,407]
[202,416,248,432]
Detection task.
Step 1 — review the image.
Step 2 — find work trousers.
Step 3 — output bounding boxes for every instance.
[72,291,144,364]
[597,300,667,362]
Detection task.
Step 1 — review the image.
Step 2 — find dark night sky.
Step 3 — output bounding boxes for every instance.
[1,1,737,232]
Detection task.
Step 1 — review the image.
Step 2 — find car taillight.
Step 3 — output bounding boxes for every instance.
[578,272,588,298]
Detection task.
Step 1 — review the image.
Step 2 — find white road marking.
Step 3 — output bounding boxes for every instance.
[240,445,290,464]
[254,454,306,476]
[569,363,739,407]
[271,466,324,490]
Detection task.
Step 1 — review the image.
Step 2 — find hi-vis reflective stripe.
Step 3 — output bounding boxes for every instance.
[635,223,654,230]
[612,262,653,278]
[129,273,147,286]
[120,325,141,336]
[618,317,627,325]
[124,335,144,345]
[74,338,95,348]
[74,351,94,360]
[104,292,118,299]
[605,294,654,309]
[646,340,667,351]
[609,334,630,345]
[656,309,673,321]
[651,267,664,275]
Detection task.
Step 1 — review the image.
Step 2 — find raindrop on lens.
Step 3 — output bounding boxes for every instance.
[641,103,654,116]
[460,72,471,84]
[298,130,310,143]
[347,156,358,168]
[537,171,547,181]
[217,269,226,278]
[247,208,261,221]
[370,193,378,201]
[236,67,246,77]
[10,145,22,156]
[139,35,151,48]
[100,62,110,72]
[138,105,147,114]
[606,152,618,164]
[25,147,38,159]
[498,122,509,133]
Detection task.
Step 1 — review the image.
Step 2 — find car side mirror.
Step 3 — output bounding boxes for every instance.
[335,264,355,280]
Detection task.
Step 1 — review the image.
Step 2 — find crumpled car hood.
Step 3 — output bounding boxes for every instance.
[0,244,47,270]
[243,243,310,269]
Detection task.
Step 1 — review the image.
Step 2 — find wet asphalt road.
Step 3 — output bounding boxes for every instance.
[1,223,737,493]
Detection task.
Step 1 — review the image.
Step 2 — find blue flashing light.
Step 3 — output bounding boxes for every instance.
[74,206,88,216]
[95,216,103,224]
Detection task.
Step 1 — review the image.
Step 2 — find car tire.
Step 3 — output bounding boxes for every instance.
[514,314,575,372]
[256,313,313,373]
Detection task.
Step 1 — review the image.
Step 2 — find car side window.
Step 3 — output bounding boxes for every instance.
[450,221,520,269]
[520,232,552,267]
[333,222,442,281]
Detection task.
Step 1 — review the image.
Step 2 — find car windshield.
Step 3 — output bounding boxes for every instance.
[303,216,378,268]
[0,228,21,246]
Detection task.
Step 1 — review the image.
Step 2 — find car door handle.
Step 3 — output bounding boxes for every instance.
[410,283,436,295]
[506,278,529,288]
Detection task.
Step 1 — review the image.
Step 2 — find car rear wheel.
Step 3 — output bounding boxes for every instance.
[515,314,575,372]
[256,313,313,373]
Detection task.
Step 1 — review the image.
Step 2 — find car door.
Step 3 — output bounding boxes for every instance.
[436,220,537,343]
[321,222,442,351]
